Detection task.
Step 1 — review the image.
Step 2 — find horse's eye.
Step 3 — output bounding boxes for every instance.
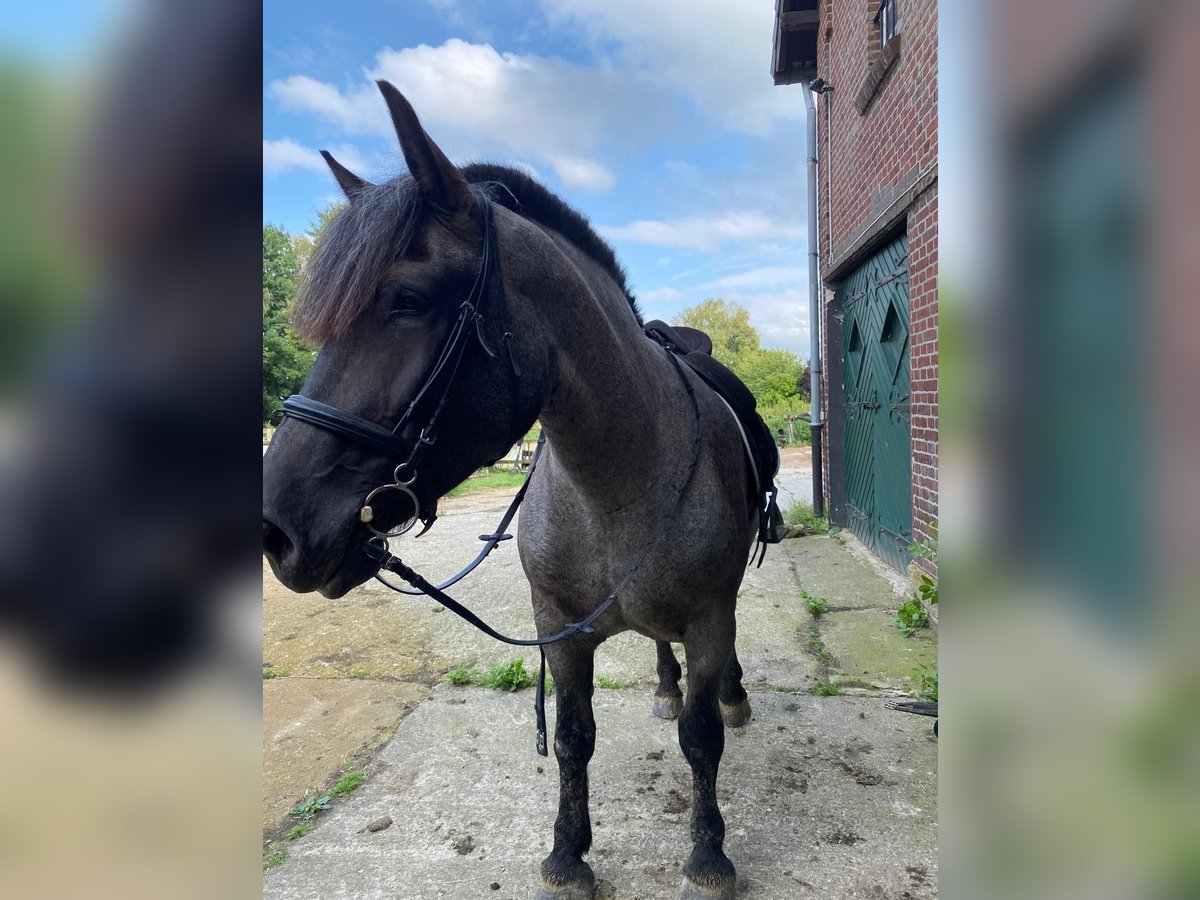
[385,289,431,318]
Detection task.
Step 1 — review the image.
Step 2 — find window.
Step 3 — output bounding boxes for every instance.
[876,0,898,47]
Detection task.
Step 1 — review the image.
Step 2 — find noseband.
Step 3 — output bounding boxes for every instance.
[281,189,519,539]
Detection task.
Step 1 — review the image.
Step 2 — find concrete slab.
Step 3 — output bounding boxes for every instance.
[784,538,904,611]
[264,686,937,900]
[262,678,429,832]
[821,610,937,691]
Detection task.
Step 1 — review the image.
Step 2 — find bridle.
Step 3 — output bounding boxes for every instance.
[275,187,705,756]
[281,187,518,542]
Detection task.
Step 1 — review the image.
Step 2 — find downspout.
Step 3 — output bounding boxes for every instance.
[803,80,825,518]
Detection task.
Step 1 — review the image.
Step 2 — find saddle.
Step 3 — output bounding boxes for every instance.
[643,320,788,562]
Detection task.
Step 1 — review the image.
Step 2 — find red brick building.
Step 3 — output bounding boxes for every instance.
[772,0,938,573]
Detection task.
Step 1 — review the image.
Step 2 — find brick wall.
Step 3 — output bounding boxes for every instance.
[817,0,938,573]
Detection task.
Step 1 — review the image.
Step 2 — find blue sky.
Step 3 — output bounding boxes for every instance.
[264,0,815,356]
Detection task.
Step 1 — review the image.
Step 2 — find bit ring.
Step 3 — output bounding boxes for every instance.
[359,482,421,538]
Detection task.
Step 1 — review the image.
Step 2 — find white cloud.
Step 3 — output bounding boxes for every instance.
[536,0,802,135]
[697,265,807,292]
[268,76,386,135]
[599,212,803,252]
[547,154,616,191]
[266,40,661,192]
[638,286,685,305]
[726,289,811,354]
[263,139,370,177]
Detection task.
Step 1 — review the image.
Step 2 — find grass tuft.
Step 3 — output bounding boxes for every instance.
[286,823,311,841]
[446,665,480,686]
[782,500,831,535]
[595,675,624,689]
[263,665,288,679]
[330,771,364,798]
[478,658,536,692]
[265,850,286,869]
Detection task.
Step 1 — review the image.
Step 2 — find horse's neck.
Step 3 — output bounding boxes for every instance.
[531,244,676,504]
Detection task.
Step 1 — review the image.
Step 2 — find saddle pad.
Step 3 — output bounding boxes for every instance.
[643,321,785,547]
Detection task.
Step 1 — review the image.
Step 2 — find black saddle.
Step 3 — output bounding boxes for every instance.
[644,320,788,562]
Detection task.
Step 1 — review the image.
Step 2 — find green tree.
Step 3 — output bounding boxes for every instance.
[308,202,347,241]
[673,298,759,367]
[263,224,314,423]
[673,299,810,430]
[291,234,314,271]
[736,347,807,407]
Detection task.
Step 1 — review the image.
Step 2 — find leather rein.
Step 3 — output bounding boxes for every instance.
[278,190,704,755]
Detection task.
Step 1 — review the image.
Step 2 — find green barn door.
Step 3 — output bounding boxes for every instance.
[841,233,912,569]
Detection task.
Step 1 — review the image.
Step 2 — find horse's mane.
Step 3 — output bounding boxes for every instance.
[292,164,639,345]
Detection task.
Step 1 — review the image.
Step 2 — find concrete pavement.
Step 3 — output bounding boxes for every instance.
[263,459,938,897]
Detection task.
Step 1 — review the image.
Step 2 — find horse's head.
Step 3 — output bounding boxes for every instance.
[263,82,539,598]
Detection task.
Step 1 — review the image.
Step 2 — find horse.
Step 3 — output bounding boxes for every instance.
[263,80,767,900]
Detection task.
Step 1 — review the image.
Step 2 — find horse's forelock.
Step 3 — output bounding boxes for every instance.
[292,178,422,345]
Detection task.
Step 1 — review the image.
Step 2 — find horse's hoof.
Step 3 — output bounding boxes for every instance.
[534,876,595,900]
[679,875,737,899]
[652,693,684,720]
[535,868,595,900]
[719,698,752,728]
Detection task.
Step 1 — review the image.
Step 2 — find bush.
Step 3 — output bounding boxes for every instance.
[893,597,930,636]
[912,665,938,702]
[758,403,812,446]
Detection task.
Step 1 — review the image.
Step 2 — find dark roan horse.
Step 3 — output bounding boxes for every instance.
[263,81,777,900]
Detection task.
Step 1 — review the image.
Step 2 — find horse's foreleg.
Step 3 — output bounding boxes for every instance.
[677,623,738,900]
[535,639,598,900]
[652,639,684,719]
[718,648,752,727]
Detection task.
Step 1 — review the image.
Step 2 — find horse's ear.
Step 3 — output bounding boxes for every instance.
[376,79,472,220]
[320,151,372,202]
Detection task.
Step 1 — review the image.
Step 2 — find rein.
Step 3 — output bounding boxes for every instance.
[369,349,702,756]
[278,190,706,755]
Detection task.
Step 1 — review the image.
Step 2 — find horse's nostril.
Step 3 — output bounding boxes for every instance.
[262,519,295,563]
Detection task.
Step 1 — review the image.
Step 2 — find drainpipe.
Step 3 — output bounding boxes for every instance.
[803,80,825,518]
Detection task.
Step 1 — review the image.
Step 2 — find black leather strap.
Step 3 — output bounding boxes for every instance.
[375,435,545,595]
[280,395,409,458]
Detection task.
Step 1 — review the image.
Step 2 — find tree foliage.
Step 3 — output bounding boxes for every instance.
[674,299,758,367]
[673,298,808,412]
[263,224,314,423]
[737,347,807,407]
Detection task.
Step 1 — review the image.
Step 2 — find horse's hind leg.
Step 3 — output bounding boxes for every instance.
[718,648,752,728]
[677,620,738,900]
[536,638,599,900]
[652,640,684,719]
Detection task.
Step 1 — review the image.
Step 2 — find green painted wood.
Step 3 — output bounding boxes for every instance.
[840,233,912,569]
